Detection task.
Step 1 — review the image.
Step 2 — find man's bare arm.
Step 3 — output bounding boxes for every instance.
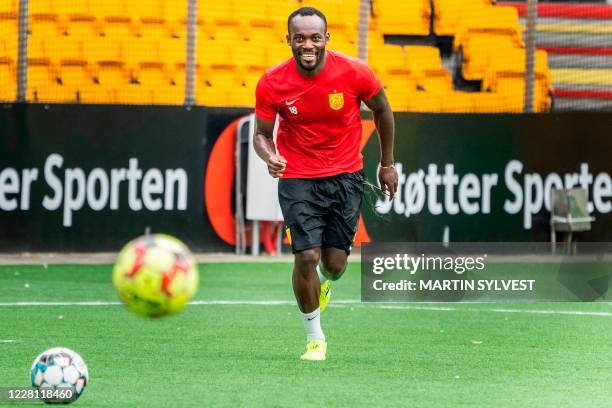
[253,117,287,178]
[365,88,398,199]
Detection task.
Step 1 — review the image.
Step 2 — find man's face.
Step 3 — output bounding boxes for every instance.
[287,14,329,72]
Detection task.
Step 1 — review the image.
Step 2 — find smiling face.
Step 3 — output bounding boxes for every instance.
[287,14,329,76]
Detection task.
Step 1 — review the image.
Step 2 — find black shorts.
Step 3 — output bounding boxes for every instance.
[278,171,364,254]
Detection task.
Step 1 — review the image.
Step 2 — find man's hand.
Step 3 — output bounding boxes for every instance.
[378,166,398,200]
[266,154,287,178]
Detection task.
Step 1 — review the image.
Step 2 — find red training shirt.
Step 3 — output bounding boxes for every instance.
[255,50,382,178]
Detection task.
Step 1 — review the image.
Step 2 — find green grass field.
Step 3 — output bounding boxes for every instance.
[1,263,611,407]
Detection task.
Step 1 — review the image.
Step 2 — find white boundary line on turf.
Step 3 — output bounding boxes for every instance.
[0,300,611,317]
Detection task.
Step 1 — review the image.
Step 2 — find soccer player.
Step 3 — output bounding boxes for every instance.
[253,7,398,361]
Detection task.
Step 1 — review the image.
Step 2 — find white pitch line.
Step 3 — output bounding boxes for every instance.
[0,300,610,317]
[0,339,16,343]
[379,305,612,317]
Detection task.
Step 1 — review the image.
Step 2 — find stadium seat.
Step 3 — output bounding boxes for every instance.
[0,0,18,19]
[59,58,92,102]
[123,37,161,69]
[457,33,517,81]
[470,92,511,113]
[196,65,240,106]
[230,72,262,107]
[404,46,443,72]
[418,69,454,95]
[91,60,130,103]
[433,0,494,36]
[373,0,431,36]
[482,49,552,112]
[382,73,418,111]
[27,59,63,102]
[266,42,290,66]
[233,40,268,72]
[134,61,183,105]
[328,29,358,57]
[406,92,443,112]
[199,0,240,28]
[82,36,123,65]
[29,0,62,39]
[159,37,186,67]
[368,44,406,74]
[440,91,474,112]
[198,36,235,67]
[0,57,15,101]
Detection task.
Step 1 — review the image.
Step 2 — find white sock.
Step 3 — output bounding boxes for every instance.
[316,265,328,284]
[300,308,325,341]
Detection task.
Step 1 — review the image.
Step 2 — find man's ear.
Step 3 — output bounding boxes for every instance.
[286,33,291,46]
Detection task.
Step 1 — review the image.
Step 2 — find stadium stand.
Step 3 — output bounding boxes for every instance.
[501,1,612,110]
[0,0,562,112]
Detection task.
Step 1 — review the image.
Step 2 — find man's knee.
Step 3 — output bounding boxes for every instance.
[295,249,320,277]
[321,257,347,281]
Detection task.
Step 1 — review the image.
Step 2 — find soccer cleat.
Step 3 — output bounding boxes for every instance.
[319,280,331,312]
[300,339,327,361]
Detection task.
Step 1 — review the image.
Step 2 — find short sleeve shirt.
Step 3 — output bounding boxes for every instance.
[255,50,382,178]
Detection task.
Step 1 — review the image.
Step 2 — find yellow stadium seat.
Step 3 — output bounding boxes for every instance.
[196,65,240,106]
[373,0,431,36]
[267,0,300,25]
[132,61,182,105]
[63,0,91,17]
[470,92,511,113]
[328,29,358,57]
[27,60,63,102]
[368,44,405,73]
[198,34,238,66]
[482,48,552,112]
[29,0,61,37]
[233,40,267,71]
[126,0,163,22]
[92,61,130,103]
[123,37,161,68]
[454,6,523,51]
[199,0,240,27]
[45,36,83,64]
[90,0,132,38]
[27,37,47,61]
[433,0,492,36]
[0,18,18,47]
[82,36,123,64]
[457,33,518,81]
[418,69,453,94]
[406,92,443,112]
[266,42,291,66]
[440,91,474,112]
[115,82,155,104]
[59,58,92,102]
[0,0,18,19]
[404,46,443,71]
[0,57,15,101]
[163,0,187,24]
[159,37,186,67]
[382,73,418,111]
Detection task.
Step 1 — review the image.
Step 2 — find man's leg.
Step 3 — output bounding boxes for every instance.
[292,248,321,313]
[320,247,349,281]
[293,248,327,360]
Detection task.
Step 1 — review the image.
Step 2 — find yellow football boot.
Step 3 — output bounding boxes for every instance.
[319,280,331,312]
[300,339,327,361]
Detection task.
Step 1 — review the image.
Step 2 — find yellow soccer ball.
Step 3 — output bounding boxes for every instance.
[112,234,199,318]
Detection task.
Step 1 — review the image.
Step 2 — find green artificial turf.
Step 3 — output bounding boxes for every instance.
[0,263,611,407]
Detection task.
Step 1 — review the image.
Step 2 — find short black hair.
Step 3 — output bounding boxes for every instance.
[287,7,327,33]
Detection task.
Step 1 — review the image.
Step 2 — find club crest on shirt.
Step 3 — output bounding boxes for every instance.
[328,92,344,110]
